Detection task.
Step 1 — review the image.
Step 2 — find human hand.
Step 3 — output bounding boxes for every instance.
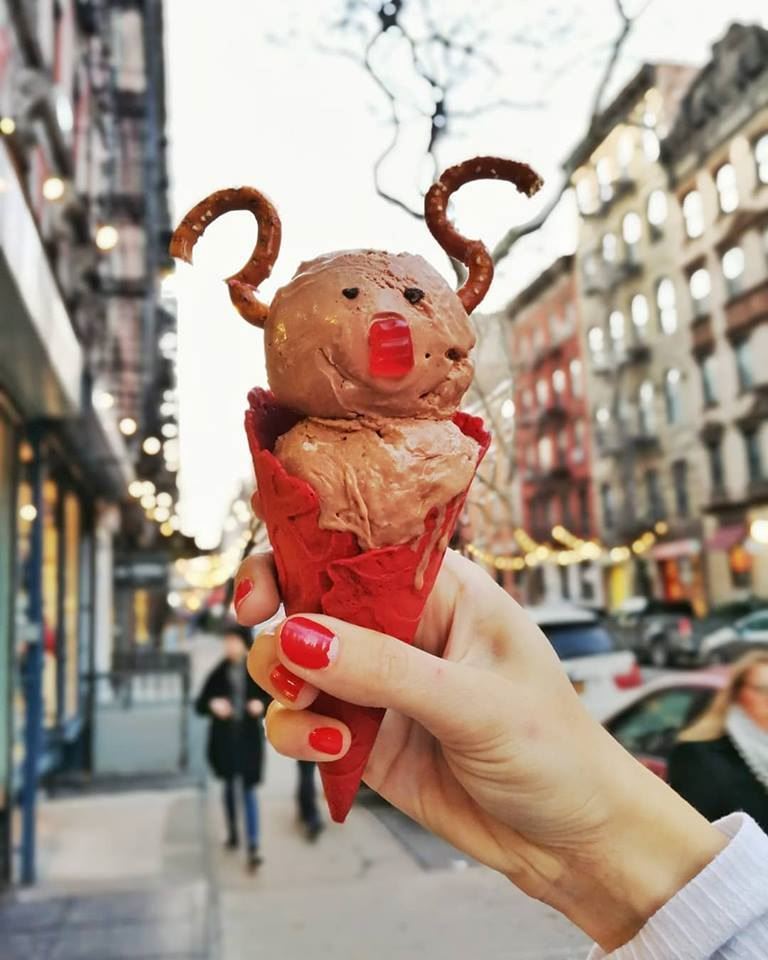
[247,698,265,718]
[210,697,233,719]
[235,550,724,951]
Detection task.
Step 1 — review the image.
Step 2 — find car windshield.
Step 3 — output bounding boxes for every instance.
[541,622,615,659]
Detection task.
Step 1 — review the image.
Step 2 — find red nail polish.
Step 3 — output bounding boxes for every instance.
[309,727,343,756]
[270,665,304,702]
[234,578,253,610]
[280,617,336,669]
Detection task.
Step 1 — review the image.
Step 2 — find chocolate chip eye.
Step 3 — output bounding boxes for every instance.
[403,287,424,304]
[342,287,359,300]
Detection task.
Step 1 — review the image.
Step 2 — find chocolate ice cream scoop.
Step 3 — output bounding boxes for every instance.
[266,251,475,420]
[274,415,479,549]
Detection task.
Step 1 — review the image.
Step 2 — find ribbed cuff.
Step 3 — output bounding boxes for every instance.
[588,814,768,960]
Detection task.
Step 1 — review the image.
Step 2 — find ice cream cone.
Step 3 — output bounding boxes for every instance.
[245,388,490,821]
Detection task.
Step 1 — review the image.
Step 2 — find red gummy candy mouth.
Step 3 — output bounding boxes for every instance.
[368,312,414,378]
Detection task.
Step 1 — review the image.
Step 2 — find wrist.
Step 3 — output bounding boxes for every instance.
[544,735,726,951]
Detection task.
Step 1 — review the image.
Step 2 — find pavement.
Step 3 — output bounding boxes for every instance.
[0,632,593,959]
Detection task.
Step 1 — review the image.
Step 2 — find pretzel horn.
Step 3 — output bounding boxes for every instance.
[169,187,282,327]
[424,157,543,314]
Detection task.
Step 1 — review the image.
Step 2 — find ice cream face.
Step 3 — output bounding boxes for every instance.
[265,251,475,419]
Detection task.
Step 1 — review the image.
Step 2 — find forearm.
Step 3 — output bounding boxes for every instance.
[543,733,726,952]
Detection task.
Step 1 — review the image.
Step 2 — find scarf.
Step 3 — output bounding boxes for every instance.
[725,705,768,793]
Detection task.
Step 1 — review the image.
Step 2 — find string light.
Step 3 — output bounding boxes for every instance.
[42,176,65,201]
[95,224,119,251]
[0,117,16,135]
[143,436,161,455]
[119,417,137,436]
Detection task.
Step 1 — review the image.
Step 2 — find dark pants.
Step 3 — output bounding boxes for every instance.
[223,777,259,849]
[297,761,320,827]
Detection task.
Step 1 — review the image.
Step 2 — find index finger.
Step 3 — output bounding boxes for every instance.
[234,551,282,625]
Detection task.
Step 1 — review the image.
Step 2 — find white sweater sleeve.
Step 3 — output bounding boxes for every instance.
[587,814,768,960]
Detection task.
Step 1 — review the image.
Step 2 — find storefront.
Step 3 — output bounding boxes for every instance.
[651,539,707,616]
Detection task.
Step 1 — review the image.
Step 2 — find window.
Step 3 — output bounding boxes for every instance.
[756,133,768,185]
[588,326,606,363]
[645,469,665,519]
[552,368,566,396]
[576,176,596,214]
[569,358,583,396]
[609,310,625,349]
[538,435,553,470]
[595,407,610,448]
[642,129,660,162]
[682,190,704,239]
[543,623,615,660]
[622,212,642,262]
[602,232,618,263]
[743,430,764,483]
[715,162,739,213]
[656,278,678,334]
[536,378,549,408]
[639,380,656,434]
[596,157,614,202]
[647,189,667,228]
[689,267,711,317]
[664,368,682,424]
[573,419,586,461]
[522,389,532,410]
[735,340,754,391]
[707,441,725,492]
[618,131,634,173]
[701,354,718,407]
[600,482,615,529]
[722,246,745,298]
[577,488,589,535]
[631,294,649,338]
[672,460,690,518]
[533,327,545,351]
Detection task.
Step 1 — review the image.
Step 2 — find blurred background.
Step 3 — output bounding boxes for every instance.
[0,1,767,958]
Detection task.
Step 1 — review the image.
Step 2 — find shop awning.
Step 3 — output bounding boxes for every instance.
[651,539,701,561]
[705,524,747,552]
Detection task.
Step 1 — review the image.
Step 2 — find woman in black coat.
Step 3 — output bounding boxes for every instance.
[195,623,271,870]
[668,651,768,833]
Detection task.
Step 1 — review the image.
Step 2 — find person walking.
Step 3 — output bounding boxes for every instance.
[296,761,323,841]
[195,622,271,870]
[668,651,768,833]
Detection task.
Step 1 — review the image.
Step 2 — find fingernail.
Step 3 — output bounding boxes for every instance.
[280,617,337,670]
[270,665,305,702]
[309,727,343,756]
[234,578,253,611]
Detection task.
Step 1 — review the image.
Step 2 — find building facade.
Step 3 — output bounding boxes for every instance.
[505,255,602,604]
[663,23,768,606]
[568,62,708,611]
[0,0,176,886]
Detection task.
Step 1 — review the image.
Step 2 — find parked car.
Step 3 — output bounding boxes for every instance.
[529,603,642,717]
[699,608,768,664]
[602,669,726,779]
[610,596,697,667]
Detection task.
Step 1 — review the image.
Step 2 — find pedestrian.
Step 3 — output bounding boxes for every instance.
[195,621,271,871]
[296,761,323,841]
[234,550,768,959]
[668,651,768,833]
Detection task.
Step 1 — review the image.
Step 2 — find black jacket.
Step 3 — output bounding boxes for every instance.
[668,735,768,833]
[194,659,271,786]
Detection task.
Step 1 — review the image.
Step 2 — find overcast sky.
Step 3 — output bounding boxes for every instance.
[165,0,768,548]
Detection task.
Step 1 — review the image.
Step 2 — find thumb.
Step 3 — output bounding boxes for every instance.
[274,615,504,745]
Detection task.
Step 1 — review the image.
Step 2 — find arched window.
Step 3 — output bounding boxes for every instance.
[639,381,656,433]
[647,189,667,227]
[722,246,745,298]
[631,294,649,337]
[715,162,739,213]
[552,369,566,395]
[596,157,614,202]
[617,132,634,173]
[664,368,682,424]
[689,268,711,317]
[656,278,677,334]
[642,129,660,162]
[575,176,596,214]
[609,310,625,347]
[682,190,704,239]
[569,358,583,396]
[588,326,606,363]
[602,232,618,263]
[622,212,642,262]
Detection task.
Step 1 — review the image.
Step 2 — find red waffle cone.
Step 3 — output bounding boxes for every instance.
[245,388,490,822]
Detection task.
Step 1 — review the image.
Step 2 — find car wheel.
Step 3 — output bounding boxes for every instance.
[650,640,669,668]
